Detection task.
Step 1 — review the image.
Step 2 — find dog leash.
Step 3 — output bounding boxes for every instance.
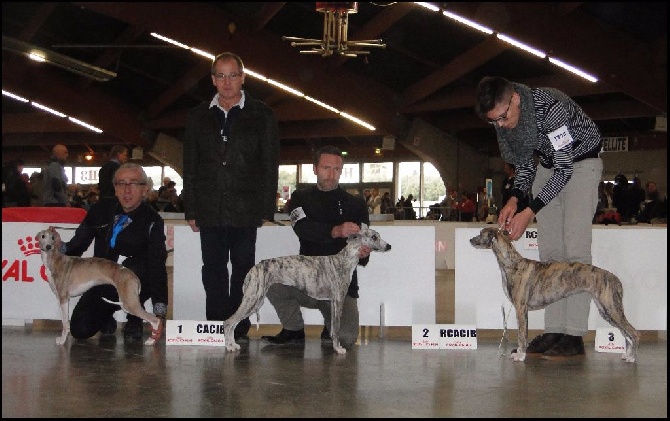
[498,304,511,357]
[50,224,109,230]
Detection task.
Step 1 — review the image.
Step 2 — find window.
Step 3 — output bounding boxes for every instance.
[299,163,360,184]
[362,162,393,183]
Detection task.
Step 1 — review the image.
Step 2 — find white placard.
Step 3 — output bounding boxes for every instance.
[594,327,626,354]
[165,320,226,347]
[412,324,478,350]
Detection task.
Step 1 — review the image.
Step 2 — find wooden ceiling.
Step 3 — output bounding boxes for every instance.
[2,2,667,166]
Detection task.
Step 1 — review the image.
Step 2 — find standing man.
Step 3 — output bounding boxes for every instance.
[182,52,279,342]
[63,163,168,341]
[98,145,129,206]
[43,144,70,207]
[261,146,370,348]
[476,77,603,357]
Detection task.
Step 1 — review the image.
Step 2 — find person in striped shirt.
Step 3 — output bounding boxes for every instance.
[475,77,603,358]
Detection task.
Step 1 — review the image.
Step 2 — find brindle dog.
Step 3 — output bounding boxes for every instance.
[222,223,391,355]
[469,227,639,363]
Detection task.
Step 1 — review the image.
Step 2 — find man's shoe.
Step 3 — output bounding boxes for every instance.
[320,326,331,343]
[543,334,585,357]
[261,328,305,345]
[512,333,565,354]
[100,316,117,336]
[123,317,144,341]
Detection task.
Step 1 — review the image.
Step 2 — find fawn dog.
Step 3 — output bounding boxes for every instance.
[37,227,163,346]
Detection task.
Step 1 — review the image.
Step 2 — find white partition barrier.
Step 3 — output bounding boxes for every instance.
[2,222,93,325]
[455,227,667,330]
[173,225,436,326]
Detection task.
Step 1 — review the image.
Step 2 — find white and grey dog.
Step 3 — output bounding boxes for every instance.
[470,227,639,363]
[223,223,391,354]
[37,227,163,346]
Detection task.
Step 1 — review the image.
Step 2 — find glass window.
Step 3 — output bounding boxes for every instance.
[73,167,101,185]
[278,164,297,209]
[300,163,359,184]
[422,162,446,207]
[143,166,163,192]
[362,162,393,183]
[397,162,420,219]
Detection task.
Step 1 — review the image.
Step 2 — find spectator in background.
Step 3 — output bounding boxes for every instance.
[613,174,633,223]
[456,192,476,221]
[403,194,416,220]
[637,181,667,224]
[369,187,382,215]
[43,144,70,207]
[380,191,393,214]
[2,159,31,207]
[29,172,44,207]
[83,191,99,211]
[501,162,529,213]
[98,145,129,206]
[628,177,645,223]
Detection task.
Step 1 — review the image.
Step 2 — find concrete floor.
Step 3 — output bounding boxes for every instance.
[2,323,666,418]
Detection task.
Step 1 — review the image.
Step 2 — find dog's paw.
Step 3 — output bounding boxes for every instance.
[333,345,347,355]
[225,342,241,352]
[512,351,526,362]
[55,336,67,346]
[622,354,636,363]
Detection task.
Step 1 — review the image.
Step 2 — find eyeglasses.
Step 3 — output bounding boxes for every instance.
[114,181,147,189]
[213,72,242,81]
[487,95,514,125]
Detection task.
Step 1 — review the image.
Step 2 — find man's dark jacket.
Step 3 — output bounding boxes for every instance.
[182,93,279,227]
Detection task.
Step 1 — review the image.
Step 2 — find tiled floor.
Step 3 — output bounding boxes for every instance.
[2,324,666,418]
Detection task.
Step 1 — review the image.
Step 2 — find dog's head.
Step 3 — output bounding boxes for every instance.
[36,227,61,252]
[469,227,508,249]
[347,223,392,253]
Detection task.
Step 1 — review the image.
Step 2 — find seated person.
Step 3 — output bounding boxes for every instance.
[62,163,168,341]
[637,184,667,224]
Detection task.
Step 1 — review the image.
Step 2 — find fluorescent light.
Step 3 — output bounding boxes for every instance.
[497,34,546,59]
[68,117,103,133]
[2,90,29,102]
[549,57,598,83]
[150,32,378,132]
[31,102,66,117]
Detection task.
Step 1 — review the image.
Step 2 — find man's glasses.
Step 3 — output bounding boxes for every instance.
[213,72,242,81]
[114,181,147,189]
[487,95,513,125]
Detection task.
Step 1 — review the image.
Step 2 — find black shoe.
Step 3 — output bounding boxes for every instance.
[512,333,565,354]
[233,318,251,342]
[100,316,117,336]
[123,317,144,341]
[320,326,331,343]
[543,335,585,357]
[261,328,305,345]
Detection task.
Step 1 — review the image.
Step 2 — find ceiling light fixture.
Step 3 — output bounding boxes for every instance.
[283,2,385,58]
[2,35,117,82]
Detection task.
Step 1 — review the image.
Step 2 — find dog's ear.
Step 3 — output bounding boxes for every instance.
[360,223,368,231]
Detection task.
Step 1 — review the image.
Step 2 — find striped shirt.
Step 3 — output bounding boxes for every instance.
[512,88,602,214]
